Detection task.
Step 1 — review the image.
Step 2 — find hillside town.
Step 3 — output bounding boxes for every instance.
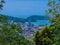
[20,22,44,39]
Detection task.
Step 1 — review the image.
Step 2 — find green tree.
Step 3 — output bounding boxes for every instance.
[34,26,54,45]
[34,31,42,45]
[0,0,5,10]
[47,0,60,45]
[34,0,60,45]
[0,14,30,45]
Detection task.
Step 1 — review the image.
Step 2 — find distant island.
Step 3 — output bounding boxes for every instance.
[1,14,48,23]
[26,15,48,22]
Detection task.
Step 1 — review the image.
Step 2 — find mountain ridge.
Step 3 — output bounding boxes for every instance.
[0,14,48,22]
[7,15,48,22]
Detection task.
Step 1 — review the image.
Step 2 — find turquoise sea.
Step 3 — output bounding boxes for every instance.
[31,20,50,26]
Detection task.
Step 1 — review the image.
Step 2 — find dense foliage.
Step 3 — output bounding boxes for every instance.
[0,14,31,45]
[34,0,60,45]
[34,26,55,45]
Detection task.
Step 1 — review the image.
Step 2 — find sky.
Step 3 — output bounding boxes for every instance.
[0,0,48,18]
